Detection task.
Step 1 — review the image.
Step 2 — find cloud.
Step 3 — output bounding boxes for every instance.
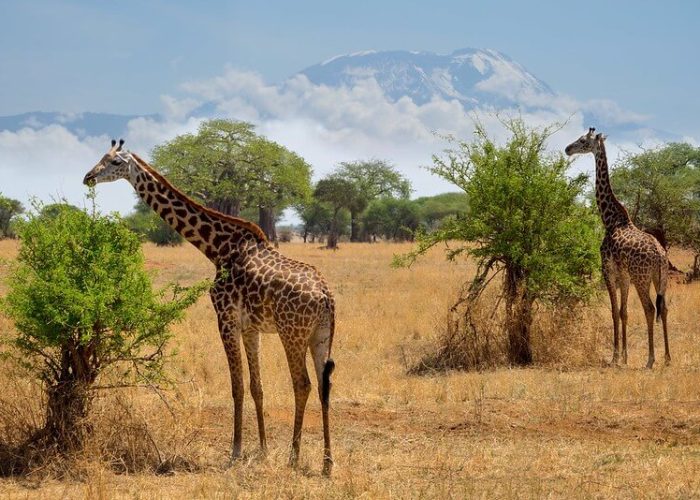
[1,66,688,223]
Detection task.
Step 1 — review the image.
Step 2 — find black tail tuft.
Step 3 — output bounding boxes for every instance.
[322,359,335,406]
[656,294,666,323]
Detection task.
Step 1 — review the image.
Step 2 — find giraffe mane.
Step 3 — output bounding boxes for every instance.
[130,153,269,243]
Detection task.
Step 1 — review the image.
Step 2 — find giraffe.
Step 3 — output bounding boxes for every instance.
[83,139,336,475]
[565,128,670,368]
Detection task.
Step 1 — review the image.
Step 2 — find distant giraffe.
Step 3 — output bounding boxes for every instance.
[566,128,669,368]
[83,140,336,475]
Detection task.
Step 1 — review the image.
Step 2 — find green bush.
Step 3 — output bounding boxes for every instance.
[1,197,207,453]
[124,200,183,246]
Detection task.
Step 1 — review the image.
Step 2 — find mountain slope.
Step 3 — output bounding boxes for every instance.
[298,48,554,109]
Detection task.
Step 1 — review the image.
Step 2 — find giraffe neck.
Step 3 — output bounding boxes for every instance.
[127,154,268,262]
[593,141,630,231]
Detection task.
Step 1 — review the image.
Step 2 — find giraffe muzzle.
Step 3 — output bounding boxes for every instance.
[83,173,97,186]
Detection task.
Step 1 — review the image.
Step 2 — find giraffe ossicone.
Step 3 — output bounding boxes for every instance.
[565,129,670,368]
[83,140,337,475]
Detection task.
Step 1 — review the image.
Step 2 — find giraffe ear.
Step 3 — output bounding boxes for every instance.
[596,133,607,142]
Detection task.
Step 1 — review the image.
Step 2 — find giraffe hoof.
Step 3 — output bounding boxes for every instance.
[646,359,655,369]
[664,357,671,367]
[322,457,334,477]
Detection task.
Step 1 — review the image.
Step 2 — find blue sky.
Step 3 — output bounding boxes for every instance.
[0,1,698,217]
[2,0,698,137]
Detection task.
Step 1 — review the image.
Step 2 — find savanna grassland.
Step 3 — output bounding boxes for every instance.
[1,239,700,498]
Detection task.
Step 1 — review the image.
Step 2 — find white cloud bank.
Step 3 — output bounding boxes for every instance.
[0,68,686,220]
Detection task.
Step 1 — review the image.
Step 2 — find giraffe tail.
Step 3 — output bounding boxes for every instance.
[655,294,666,323]
[322,359,335,406]
[322,294,335,407]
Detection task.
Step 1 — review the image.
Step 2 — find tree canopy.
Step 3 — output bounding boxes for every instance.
[0,193,24,238]
[332,160,411,241]
[151,119,312,240]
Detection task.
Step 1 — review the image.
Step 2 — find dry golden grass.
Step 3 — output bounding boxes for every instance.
[1,238,700,498]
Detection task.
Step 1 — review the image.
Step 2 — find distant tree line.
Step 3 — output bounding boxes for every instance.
[125,119,469,248]
[0,193,24,239]
[114,119,700,271]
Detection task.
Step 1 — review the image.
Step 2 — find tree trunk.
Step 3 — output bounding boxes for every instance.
[208,198,241,217]
[43,339,99,451]
[258,206,277,242]
[504,264,534,366]
[350,211,360,242]
[326,230,339,249]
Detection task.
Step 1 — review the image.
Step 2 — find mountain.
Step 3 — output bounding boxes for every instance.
[298,48,554,110]
[0,48,674,141]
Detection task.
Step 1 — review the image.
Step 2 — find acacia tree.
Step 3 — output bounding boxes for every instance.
[152,120,256,216]
[334,160,411,241]
[246,138,312,241]
[0,194,23,238]
[151,119,312,241]
[396,120,600,367]
[1,200,207,452]
[314,176,358,249]
[363,198,420,242]
[295,200,332,243]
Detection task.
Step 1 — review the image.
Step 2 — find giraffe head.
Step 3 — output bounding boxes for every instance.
[83,139,134,186]
[565,128,606,156]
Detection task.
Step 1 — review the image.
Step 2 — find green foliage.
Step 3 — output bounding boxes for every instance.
[611,142,700,249]
[124,200,184,246]
[151,119,312,232]
[333,160,412,241]
[397,119,600,303]
[314,177,356,248]
[412,192,469,229]
[1,197,208,388]
[295,200,333,242]
[363,198,421,241]
[0,193,24,238]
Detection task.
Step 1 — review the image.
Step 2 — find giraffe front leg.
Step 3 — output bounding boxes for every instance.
[619,278,630,366]
[219,323,245,462]
[243,330,267,455]
[603,270,620,365]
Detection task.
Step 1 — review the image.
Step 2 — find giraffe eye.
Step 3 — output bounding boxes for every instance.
[111,159,123,165]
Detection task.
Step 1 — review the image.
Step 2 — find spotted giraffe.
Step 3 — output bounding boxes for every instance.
[566,128,669,368]
[83,140,336,475]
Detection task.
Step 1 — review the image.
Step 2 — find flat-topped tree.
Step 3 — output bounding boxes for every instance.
[151,119,312,241]
[83,139,337,475]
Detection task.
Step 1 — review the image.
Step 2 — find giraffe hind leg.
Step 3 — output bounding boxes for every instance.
[279,330,312,469]
[310,322,334,476]
[656,294,671,365]
[634,281,656,369]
